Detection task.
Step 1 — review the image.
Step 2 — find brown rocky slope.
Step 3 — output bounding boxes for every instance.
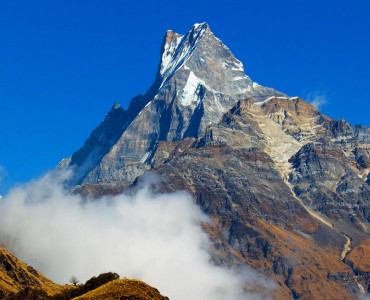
[71,98,370,299]
[149,97,369,298]
[74,96,370,299]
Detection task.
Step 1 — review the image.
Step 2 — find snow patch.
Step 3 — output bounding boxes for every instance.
[233,75,247,81]
[331,136,352,142]
[252,82,260,88]
[140,151,151,164]
[312,124,323,129]
[255,96,275,105]
[144,101,152,108]
[193,22,207,29]
[255,95,290,105]
[160,35,183,76]
[231,60,244,71]
[159,24,208,89]
[181,72,205,106]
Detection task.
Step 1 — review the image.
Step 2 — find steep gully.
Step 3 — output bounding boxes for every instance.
[283,177,352,260]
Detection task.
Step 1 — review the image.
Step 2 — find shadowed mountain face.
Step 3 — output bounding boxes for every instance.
[60,23,370,299]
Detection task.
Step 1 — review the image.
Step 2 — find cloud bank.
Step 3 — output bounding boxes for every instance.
[0,171,263,300]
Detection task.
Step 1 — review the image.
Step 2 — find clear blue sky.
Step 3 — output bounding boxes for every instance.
[0,0,369,194]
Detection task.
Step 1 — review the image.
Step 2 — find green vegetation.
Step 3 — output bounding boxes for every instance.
[83,272,120,293]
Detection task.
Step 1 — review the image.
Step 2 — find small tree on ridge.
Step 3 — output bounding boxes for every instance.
[69,275,79,287]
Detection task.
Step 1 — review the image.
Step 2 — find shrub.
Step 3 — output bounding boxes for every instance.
[51,272,120,300]
[84,272,120,292]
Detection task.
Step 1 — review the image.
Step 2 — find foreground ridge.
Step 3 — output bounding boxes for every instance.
[73,279,168,300]
[0,247,62,298]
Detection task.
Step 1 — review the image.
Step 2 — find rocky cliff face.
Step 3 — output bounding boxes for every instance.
[147,98,369,298]
[59,22,283,186]
[60,23,370,299]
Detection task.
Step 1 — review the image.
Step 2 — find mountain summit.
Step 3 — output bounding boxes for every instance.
[59,23,370,298]
[59,22,282,186]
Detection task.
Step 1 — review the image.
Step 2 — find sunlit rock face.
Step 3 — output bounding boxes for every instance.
[59,22,282,185]
[59,23,370,299]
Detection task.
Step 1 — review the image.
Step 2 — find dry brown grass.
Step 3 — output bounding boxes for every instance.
[73,279,168,300]
[256,219,354,300]
[0,247,63,297]
[346,239,370,273]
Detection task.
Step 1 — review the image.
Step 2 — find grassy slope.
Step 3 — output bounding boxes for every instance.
[73,279,168,300]
[0,247,63,297]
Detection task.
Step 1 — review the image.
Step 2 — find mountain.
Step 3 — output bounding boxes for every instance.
[58,22,283,186]
[59,23,370,299]
[0,246,62,298]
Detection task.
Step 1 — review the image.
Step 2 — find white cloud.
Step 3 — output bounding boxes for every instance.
[0,166,7,185]
[0,170,266,300]
[306,92,328,110]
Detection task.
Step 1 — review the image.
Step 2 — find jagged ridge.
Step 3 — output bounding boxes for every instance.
[59,22,283,186]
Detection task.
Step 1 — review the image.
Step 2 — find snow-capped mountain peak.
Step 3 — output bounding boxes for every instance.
[60,22,283,185]
[158,22,210,88]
